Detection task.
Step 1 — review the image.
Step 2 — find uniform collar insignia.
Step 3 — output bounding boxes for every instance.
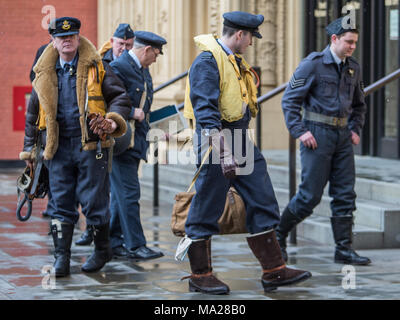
[348,68,355,77]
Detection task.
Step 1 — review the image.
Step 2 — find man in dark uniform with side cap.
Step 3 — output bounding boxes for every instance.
[20,17,131,277]
[108,31,167,260]
[75,23,136,246]
[277,16,371,266]
[99,23,135,65]
[182,11,312,295]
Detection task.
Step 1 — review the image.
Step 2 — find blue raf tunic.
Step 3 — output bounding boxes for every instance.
[281,45,367,219]
[110,50,153,161]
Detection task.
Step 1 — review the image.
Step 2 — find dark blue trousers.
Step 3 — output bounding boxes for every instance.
[109,150,146,250]
[185,131,281,239]
[46,136,110,226]
[288,121,356,220]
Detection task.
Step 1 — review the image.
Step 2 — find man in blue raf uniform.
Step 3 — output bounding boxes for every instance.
[20,17,130,277]
[109,31,167,260]
[278,17,371,266]
[75,23,135,247]
[182,11,311,295]
[99,23,135,64]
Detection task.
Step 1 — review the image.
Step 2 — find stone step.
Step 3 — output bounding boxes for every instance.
[296,215,384,250]
[274,187,400,231]
[267,164,400,206]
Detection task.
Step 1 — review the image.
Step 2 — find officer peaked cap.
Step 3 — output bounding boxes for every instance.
[134,31,167,55]
[326,17,358,37]
[49,17,81,37]
[113,23,135,40]
[223,11,264,39]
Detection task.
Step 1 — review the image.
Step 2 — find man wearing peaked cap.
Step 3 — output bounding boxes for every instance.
[21,16,131,277]
[99,23,135,65]
[279,15,370,267]
[107,31,166,261]
[180,11,311,295]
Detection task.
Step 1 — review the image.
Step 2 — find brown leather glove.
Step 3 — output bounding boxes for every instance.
[88,113,112,141]
[209,131,237,179]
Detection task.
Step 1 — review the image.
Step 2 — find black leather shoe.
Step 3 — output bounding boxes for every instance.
[334,247,371,266]
[127,246,164,261]
[75,229,93,246]
[113,245,128,258]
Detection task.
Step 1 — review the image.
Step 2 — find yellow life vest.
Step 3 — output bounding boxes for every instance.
[38,61,106,130]
[184,34,258,124]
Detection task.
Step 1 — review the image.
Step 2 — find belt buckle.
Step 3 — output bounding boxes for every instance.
[332,117,338,126]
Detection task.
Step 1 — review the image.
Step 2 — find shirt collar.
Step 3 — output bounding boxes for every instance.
[59,53,78,69]
[128,50,142,69]
[217,39,234,56]
[329,46,346,65]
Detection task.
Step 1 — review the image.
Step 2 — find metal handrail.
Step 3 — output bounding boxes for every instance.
[153,71,188,94]
[364,68,400,96]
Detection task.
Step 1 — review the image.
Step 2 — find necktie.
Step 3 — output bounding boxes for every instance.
[64,63,74,76]
[339,62,344,74]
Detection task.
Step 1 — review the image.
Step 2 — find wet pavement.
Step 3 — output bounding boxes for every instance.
[1,167,400,300]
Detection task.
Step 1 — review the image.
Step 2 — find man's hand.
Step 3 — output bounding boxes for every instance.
[133,108,145,122]
[88,113,117,141]
[209,132,237,179]
[351,131,360,145]
[299,131,318,150]
[25,160,33,172]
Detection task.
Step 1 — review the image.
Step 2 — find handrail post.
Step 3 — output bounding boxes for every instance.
[153,138,159,208]
[288,136,297,244]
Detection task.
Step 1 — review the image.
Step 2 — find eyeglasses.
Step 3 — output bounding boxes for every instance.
[151,47,160,58]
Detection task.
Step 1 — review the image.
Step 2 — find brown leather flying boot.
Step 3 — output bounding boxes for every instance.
[184,239,230,295]
[247,230,312,292]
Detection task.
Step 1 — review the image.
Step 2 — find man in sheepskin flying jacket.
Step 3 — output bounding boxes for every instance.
[20,17,131,278]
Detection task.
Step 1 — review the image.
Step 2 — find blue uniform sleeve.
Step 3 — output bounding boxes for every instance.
[348,70,366,135]
[282,58,316,139]
[189,52,222,130]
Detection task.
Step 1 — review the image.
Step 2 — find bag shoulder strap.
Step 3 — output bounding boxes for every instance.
[187,145,212,193]
[138,82,147,110]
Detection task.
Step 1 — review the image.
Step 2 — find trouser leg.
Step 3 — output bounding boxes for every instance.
[328,130,371,265]
[109,156,146,250]
[232,145,281,234]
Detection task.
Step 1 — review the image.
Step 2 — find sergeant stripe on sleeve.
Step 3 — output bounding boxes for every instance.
[289,75,306,89]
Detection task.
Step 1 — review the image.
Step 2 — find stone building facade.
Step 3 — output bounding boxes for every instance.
[97,0,305,150]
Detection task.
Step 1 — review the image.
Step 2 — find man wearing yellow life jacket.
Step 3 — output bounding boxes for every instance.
[20,17,131,278]
[181,11,312,295]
